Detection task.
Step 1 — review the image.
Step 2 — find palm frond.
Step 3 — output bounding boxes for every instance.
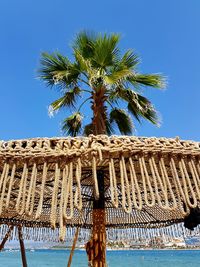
[74,50,91,73]
[110,108,133,135]
[92,33,120,67]
[120,50,139,69]
[104,51,139,85]
[141,104,159,125]
[73,31,96,59]
[38,52,69,85]
[83,123,93,136]
[127,102,141,122]
[105,120,114,136]
[38,52,80,89]
[109,87,159,125]
[128,73,166,89]
[84,120,114,136]
[74,50,98,82]
[73,31,121,66]
[128,93,159,125]
[127,100,159,125]
[104,69,133,85]
[50,86,81,113]
[62,112,82,136]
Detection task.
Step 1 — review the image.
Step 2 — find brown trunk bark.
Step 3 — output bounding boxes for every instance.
[18,226,28,267]
[91,88,107,135]
[0,225,13,251]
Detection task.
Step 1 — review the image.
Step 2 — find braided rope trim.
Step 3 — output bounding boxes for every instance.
[0,135,200,161]
[0,135,200,240]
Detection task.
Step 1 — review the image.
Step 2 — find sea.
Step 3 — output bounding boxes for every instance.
[1,249,200,267]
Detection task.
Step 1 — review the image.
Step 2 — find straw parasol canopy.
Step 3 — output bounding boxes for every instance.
[1,134,200,241]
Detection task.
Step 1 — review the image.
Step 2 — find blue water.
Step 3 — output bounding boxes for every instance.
[1,250,200,267]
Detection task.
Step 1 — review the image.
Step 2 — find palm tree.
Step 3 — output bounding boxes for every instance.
[38,31,165,267]
[39,32,165,137]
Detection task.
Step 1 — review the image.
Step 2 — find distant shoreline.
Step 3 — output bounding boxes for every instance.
[3,247,200,252]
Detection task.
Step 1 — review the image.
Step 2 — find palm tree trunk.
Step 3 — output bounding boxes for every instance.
[91,88,107,135]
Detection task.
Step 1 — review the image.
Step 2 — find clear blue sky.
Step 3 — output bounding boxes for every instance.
[0,0,200,141]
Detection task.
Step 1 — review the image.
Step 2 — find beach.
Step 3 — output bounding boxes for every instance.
[1,249,200,267]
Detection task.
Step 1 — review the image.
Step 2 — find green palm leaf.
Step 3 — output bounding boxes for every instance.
[62,112,83,137]
[83,120,113,136]
[128,73,166,89]
[110,108,133,135]
[83,123,93,136]
[73,31,120,68]
[50,86,81,112]
[73,31,96,59]
[127,98,159,125]
[109,87,159,125]
[120,50,139,69]
[104,69,133,85]
[39,52,80,89]
[105,120,114,135]
[92,33,120,67]
[74,50,91,74]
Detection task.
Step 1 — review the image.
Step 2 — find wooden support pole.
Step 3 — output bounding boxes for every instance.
[92,209,106,267]
[18,226,28,267]
[86,170,107,267]
[67,228,80,267]
[0,225,13,251]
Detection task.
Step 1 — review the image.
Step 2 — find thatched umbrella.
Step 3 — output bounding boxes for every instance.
[1,135,200,266]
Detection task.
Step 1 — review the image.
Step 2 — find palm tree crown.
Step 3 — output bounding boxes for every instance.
[39,32,165,136]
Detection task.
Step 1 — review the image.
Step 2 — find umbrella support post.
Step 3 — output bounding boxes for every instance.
[0,225,13,251]
[92,209,106,267]
[18,226,28,267]
[89,170,107,267]
[67,227,80,267]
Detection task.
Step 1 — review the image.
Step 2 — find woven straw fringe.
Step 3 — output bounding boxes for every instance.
[106,223,200,241]
[0,224,90,243]
[0,223,199,243]
[108,155,200,215]
[1,152,200,240]
[35,162,48,219]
